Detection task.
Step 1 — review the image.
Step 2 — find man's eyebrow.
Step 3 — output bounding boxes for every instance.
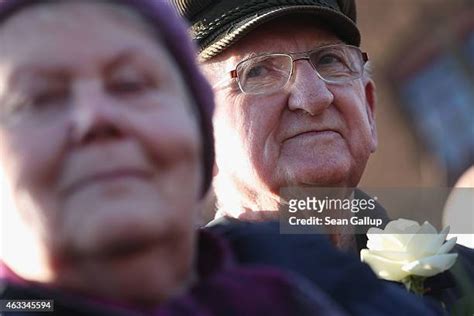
[241,52,258,60]
[312,39,344,48]
[237,40,344,60]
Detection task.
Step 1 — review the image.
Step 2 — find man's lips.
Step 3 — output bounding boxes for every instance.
[61,168,153,196]
[284,129,341,142]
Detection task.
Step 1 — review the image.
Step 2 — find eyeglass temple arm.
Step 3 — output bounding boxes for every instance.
[362,52,369,62]
[212,70,237,89]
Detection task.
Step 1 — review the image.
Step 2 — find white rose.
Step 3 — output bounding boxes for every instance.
[360,218,458,282]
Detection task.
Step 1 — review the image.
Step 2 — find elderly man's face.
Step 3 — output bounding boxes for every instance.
[0,2,201,281]
[203,17,377,200]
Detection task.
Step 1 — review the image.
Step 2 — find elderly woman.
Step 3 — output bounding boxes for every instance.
[0,0,347,315]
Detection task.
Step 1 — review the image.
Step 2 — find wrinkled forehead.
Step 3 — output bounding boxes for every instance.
[0,0,157,41]
[0,0,169,76]
[211,15,343,64]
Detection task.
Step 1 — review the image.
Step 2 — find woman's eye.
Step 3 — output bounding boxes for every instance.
[31,90,68,108]
[33,91,62,105]
[107,66,155,96]
[109,78,150,94]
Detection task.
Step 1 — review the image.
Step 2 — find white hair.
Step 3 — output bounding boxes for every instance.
[363,60,374,79]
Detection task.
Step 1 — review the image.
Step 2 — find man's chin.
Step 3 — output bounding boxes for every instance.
[278,165,353,188]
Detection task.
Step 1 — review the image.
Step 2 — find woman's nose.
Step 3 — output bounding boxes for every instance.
[287,59,334,116]
[70,80,123,145]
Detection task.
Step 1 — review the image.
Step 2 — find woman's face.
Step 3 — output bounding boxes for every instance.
[0,2,201,273]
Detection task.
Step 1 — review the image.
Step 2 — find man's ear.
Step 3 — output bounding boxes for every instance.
[364,79,377,153]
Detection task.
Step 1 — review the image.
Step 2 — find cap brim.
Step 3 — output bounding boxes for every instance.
[199,5,361,60]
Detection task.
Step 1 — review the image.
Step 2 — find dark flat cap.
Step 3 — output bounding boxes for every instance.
[172,0,360,60]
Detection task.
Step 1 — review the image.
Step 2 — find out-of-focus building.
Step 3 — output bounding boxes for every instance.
[357,0,474,229]
[358,0,473,188]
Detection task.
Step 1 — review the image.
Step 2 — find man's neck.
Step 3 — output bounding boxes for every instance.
[215,187,360,251]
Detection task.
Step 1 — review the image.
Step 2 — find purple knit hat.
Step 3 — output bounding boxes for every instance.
[0,0,215,196]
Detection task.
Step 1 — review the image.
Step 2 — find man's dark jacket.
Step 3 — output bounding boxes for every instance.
[206,191,474,315]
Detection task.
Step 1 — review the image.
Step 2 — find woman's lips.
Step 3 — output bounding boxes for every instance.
[61,168,153,196]
[94,235,161,261]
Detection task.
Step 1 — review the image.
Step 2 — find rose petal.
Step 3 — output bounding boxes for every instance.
[367,227,384,235]
[402,253,458,277]
[361,249,410,281]
[389,233,414,249]
[439,226,450,240]
[365,250,413,262]
[405,234,433,257]
[417,226,450,257]
[367,234,406,252]
[420,221,438,234]
[384,219,420,234]
[436,237,457,255]
[424,226,450,254]
[366,228,385,249]
[367,228,400,251]
[405,222,440,257]
[367,219,420,252]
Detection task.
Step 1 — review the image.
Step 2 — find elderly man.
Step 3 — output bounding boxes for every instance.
[171,0,474,312]
[175,0,378,246]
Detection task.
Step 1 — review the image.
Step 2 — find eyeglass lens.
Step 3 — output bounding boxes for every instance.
[236,46,363,94]
[238,55,292,95]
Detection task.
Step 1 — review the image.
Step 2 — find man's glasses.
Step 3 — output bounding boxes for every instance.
[228,44,369,95]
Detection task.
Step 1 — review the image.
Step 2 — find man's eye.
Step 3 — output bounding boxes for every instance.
[317,54,344,65]
[246,65,267,78]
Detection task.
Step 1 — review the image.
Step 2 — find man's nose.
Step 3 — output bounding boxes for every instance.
[287,60,334,116]
[70,81,123,145]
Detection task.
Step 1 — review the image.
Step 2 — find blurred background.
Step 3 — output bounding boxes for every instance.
[357,0,473,188]
[356,0,473,244]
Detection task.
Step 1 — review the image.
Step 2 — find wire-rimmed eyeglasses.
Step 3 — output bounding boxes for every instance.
[227,44,369,95]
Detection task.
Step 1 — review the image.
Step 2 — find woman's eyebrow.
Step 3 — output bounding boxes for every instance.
[8,66,69,88]
[103,49,151,73]
[104,51,135,71]
[7,49,149,85]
